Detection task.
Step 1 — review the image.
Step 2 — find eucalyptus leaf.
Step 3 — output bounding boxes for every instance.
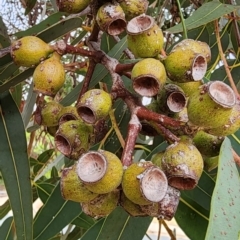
[205,137,240,240]
[0,91,32,240]
[166,1,237,33]
[0,216,14,240]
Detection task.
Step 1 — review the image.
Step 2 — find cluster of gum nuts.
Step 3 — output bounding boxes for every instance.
[9,0,240,219]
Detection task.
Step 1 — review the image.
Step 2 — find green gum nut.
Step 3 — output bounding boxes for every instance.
[57,0,91,13]
[58,105,80,124]
[131,58,166,97]
[127,15,164,58]
[140,185,180,220]
[206,102,240,136]
[172,39,211,63]
[118,0,148,21]
[193,130,224,157]
[60,165,98,202]
[55,120,93,160]
[120,192,147,217]
[10,36,53,67]
[96,2,126,36]
[203,155,219,172]
[33,52,65,96]
[77,89,112,124]
[173,80,203,97]
[39,101,63,127]
[187,81,236,128]
[164,49,207,83]
[157,84,187,114]
[161,138,204,190]
[151,152,164,167]
[77,150,123,194]
[81,189,120,219]
[122,161,168,205]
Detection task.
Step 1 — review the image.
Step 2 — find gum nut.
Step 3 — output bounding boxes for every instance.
[81,189,120,219]
[187,81,236,128]
[140,185,180,220]
[40,101,63,127]
[96,2,126,36]
[174,80,203,97]
[164,48,207,83]
[172,107,189,123]
[193,130,224,157]
[57,0,91,13]
[127,15,164,58]
[203,155,219,172]
[77,150,123,194]
[58,105,80,124]
[77,89,112,124]
[10,36,53,67]
[172,39,211,63]
[33,52,65,96]
[55,120,93,160]
[120,192,148,217]
[131,58,166,97]
[140,166,168,203]
[151,152,164,167]
[122,161,154,205]
[60,165,98,202]
[206,102,240,136]
[161,139,204,190]
[119,0,148,21]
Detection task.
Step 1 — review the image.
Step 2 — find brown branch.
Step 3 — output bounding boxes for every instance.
[115,62,136,75]
[232,148,240,167]
[214,20,240,99]
[121,114,141,167]
[77,59,96,103]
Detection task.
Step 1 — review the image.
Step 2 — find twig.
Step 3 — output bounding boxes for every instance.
[76,59,96,103]
[157,219,162,240]
[161,220,176,240]
[232,148,240,167]
[214,20,240,99]
[121,114,141,167]
[176,0,188,39]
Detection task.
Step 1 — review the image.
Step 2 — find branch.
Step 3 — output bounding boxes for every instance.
[214,20,240,99]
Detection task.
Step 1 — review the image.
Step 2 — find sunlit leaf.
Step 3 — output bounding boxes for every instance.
[0,91,32,240]
[205,137,240,239]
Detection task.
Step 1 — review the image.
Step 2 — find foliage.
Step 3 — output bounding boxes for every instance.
[0,0,240,240]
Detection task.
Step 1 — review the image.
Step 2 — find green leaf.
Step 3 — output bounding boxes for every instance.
[71,212,95,229]
[0,92,32,240]
[83,207,152,240]
[81,219,105,240]
[33,182,82,240]
[0,217,14,240]
[205,137,240,239]
[175,198,209,240]
[0,91,32,240]
[0,200,11,219]
[24,0,37,15]
[10,83,22,109]
[36,181,55,204]
[166,1,237,33]
[0,16,10,47]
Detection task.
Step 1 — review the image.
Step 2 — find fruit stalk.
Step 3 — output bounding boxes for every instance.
[121,114,141,167]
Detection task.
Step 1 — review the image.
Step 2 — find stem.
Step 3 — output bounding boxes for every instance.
[161,220,176,240]
[115,62,136,75]
[214,20,240,99]
[121,114,141,167]
[157,219,162,240]
[176,0,188,39]
[76,59,96,103]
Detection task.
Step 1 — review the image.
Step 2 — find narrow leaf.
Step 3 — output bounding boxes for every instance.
[166,1,237,33]
[83,207,152,240]
[0,216,14,240]
[33,182,82,240]
[0,91,32,240]
[24,0,37,15]
[205,138,240,239]
[0,200,11,219]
